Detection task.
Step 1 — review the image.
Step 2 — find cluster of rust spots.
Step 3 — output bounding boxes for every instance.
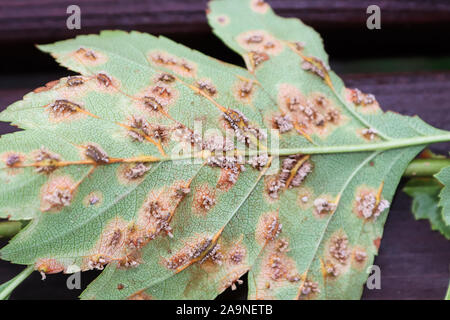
[76,48,97,61]
[34,147,61,174]
[73,47,107,66]
[247,154,269,171]
[237,80,254,100]
[355,189,390,220]
[313,197,336,216]
[165,235,222,271]
[298,280,320,298]
[66,76,85,87]
[40,176,75,212]
[361,127,378,141]
[87,254,110,270]
[348,88,376,106]
[48,99,82,118]
[321,232,352,279]
[250,51,269,68]
[329,234,350,265]
[207,155,245,190]
[127,115,151,142]
[96,73,113,87]
[84,218,145,271]
[267,154,312,199]
[149,51,196,77]
[35,259,65,279]
[157,73,175,83]
[223,109,266,145]
[127,115,171,146]
[277,84,342,137]
[263,215,282,241]
[202,134,235,153]
[237,30,282,70]
[353,248,368,264]
[273,114,293,133]
[300,57,330,81]
[255,240,300,298]
[323,260,340,277]
[196,80,217,96]
[140,81,177,115]
[3,152,23,168]
[134,182,191,242]
[124,163,150,180]
[228,245,246,265]
[192,184,216,214]
[85,144,109,164]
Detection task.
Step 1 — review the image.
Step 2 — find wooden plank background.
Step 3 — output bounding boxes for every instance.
[0,0,449,300]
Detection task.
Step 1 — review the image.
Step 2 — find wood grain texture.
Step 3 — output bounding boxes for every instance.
[1,0,449,43]
[0,71,449,299]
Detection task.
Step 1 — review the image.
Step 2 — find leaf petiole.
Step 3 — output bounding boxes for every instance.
[0,265,34,300]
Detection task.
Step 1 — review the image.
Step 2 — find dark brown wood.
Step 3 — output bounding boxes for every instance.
[0,0,449,43]
[0,71,449,299]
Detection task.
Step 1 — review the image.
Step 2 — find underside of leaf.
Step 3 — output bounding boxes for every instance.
[0,0,449,300]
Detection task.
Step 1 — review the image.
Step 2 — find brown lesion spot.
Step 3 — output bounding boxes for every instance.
[192,184,216,215]
[196,79,217,97]
[117,162,151,184]
[215,14,230,26]
[40,175,76,212]
[313,195,337,217]
[73,47,107,66]
[256,212,282,245]
[228,244,247,265]
[345,88,380,114]
[47,99,83,118]
[127,291,153,300]
[253,240,300,299]
[2,152,25,169]
[353,187,390,221]
[84,144,110,164]
[276,84,344,138]
[352,247,368,269]
[33,147,62,174]
[136,83,178,115]
[83,191,103,207]
[322,230,351,277]
[164,235,216,271]
[266,155,312,199]
[149,51,197,78]
[250,0,270,14]
[234,79,255,102]
[237,30,283,57]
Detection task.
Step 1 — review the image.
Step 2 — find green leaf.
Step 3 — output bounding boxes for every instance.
[1,0,450,300]
[435,167,450,225]
[403,178,450,240]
